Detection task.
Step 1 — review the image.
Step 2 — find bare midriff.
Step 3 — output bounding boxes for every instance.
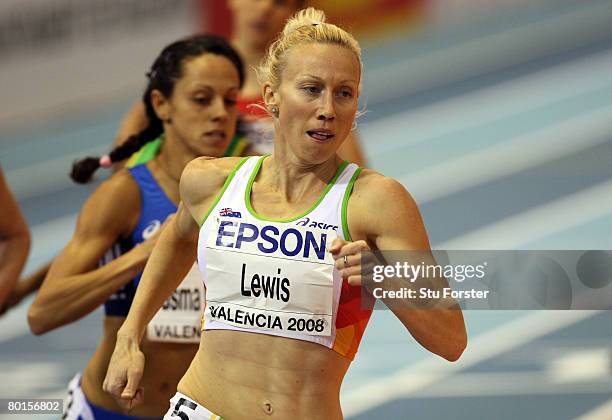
[178,329,351,419]
[81,317,198,417]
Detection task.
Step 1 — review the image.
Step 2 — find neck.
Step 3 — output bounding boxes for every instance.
[231,38,265,99]
[260,153,341,203]
[157,132,197,183]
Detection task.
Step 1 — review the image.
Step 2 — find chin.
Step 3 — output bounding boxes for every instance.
[194,146,223,159]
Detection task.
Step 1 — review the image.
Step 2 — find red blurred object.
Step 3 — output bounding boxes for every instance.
[196,0,427,40]
[197,0,232,37]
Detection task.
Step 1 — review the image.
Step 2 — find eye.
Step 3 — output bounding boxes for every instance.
[193,96,211,105]
[337,89,353,99]
[225,98,238,106]
[302,85,321,95]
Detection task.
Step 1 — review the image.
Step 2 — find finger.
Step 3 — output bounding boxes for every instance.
[332,241,369,263]
[334,252,363,271]
[117,396,132,413]
[132,387,145,407]
[339,265,362,279]
[102,373,115,395]
[329,238,347,254]
[110,381,127,398]
[121,367,143,400]
[124,387,144,412]
[103,370,126,398]
[347,275,362,286]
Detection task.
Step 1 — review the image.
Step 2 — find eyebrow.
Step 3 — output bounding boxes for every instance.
[299,74,359,84]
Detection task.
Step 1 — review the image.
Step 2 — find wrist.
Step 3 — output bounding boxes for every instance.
[117,325,144,345]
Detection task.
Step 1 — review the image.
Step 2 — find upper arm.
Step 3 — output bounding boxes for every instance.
[0,168,29,240]
[45,172,140,280]
[348,171,430,251]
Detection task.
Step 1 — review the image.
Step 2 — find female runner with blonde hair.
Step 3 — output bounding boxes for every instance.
[105,8,467,419]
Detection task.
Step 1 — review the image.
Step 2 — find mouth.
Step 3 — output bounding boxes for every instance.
[203,130,227,142]
[307,129,335,142]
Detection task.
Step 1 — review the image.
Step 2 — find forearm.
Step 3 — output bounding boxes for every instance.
[119,222,196,342]
[375,248,466,361]
[0,261,49,315]
[371,260,467,361]
[28,250,146,334]
[0,234,31,304]
[392,306,467,361]
[16,261,51,298]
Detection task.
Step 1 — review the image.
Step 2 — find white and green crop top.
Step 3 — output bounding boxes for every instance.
[196,156,374,360]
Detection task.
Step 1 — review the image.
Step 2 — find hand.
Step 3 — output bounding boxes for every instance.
[330,238,372,286]
[103,333,145,412]
[0,284,25,316]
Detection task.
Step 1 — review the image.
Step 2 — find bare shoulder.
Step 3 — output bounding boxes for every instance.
[352,168,417,209]
[179,156,245,208]
[76,169,140,238]
[348,168,423,242]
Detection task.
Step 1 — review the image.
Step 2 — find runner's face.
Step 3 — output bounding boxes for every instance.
[161,54,240,158]
[230,0,300,49]
[271,43,360,163]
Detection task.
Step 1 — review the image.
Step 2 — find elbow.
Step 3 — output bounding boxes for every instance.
[441,334,467,362]
[27,304,50,335]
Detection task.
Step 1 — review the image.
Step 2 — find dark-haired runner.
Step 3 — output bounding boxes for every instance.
[28,35,244,419]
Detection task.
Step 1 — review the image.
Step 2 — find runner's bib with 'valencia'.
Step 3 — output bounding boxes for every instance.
[205,216,335,336]
[147,264,205,343]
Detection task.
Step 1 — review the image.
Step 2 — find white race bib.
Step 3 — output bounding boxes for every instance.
[204,216,335,336]
[147,264,205,343]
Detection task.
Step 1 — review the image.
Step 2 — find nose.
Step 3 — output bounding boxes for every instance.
[210,96,228,122]
[317,92,335,121]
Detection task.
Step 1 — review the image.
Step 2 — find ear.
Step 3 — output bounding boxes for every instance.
[263,83,279,115]
[150,89,171,122]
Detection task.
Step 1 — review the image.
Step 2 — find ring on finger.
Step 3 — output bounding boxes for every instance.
[343,255,349,267]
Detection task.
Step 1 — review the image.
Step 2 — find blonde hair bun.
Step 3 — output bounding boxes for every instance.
[282,7,327,37]
[258,6,362,102]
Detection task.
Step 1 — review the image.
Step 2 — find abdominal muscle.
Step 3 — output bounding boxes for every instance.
[81,317,198,417]
[178,329,351,419]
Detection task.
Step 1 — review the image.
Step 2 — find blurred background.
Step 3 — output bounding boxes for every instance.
[1,0,611,419]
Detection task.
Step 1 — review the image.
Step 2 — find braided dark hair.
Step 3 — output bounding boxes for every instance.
[71,34,244,183]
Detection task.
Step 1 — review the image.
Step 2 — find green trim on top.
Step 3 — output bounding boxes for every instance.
[127,135,164,168]
[198,156,251,227]
[341,167,362,241]
[245,157,350,223]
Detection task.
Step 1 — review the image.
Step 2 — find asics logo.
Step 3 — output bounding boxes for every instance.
[295,217,338,231]
[142,220,161,240]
